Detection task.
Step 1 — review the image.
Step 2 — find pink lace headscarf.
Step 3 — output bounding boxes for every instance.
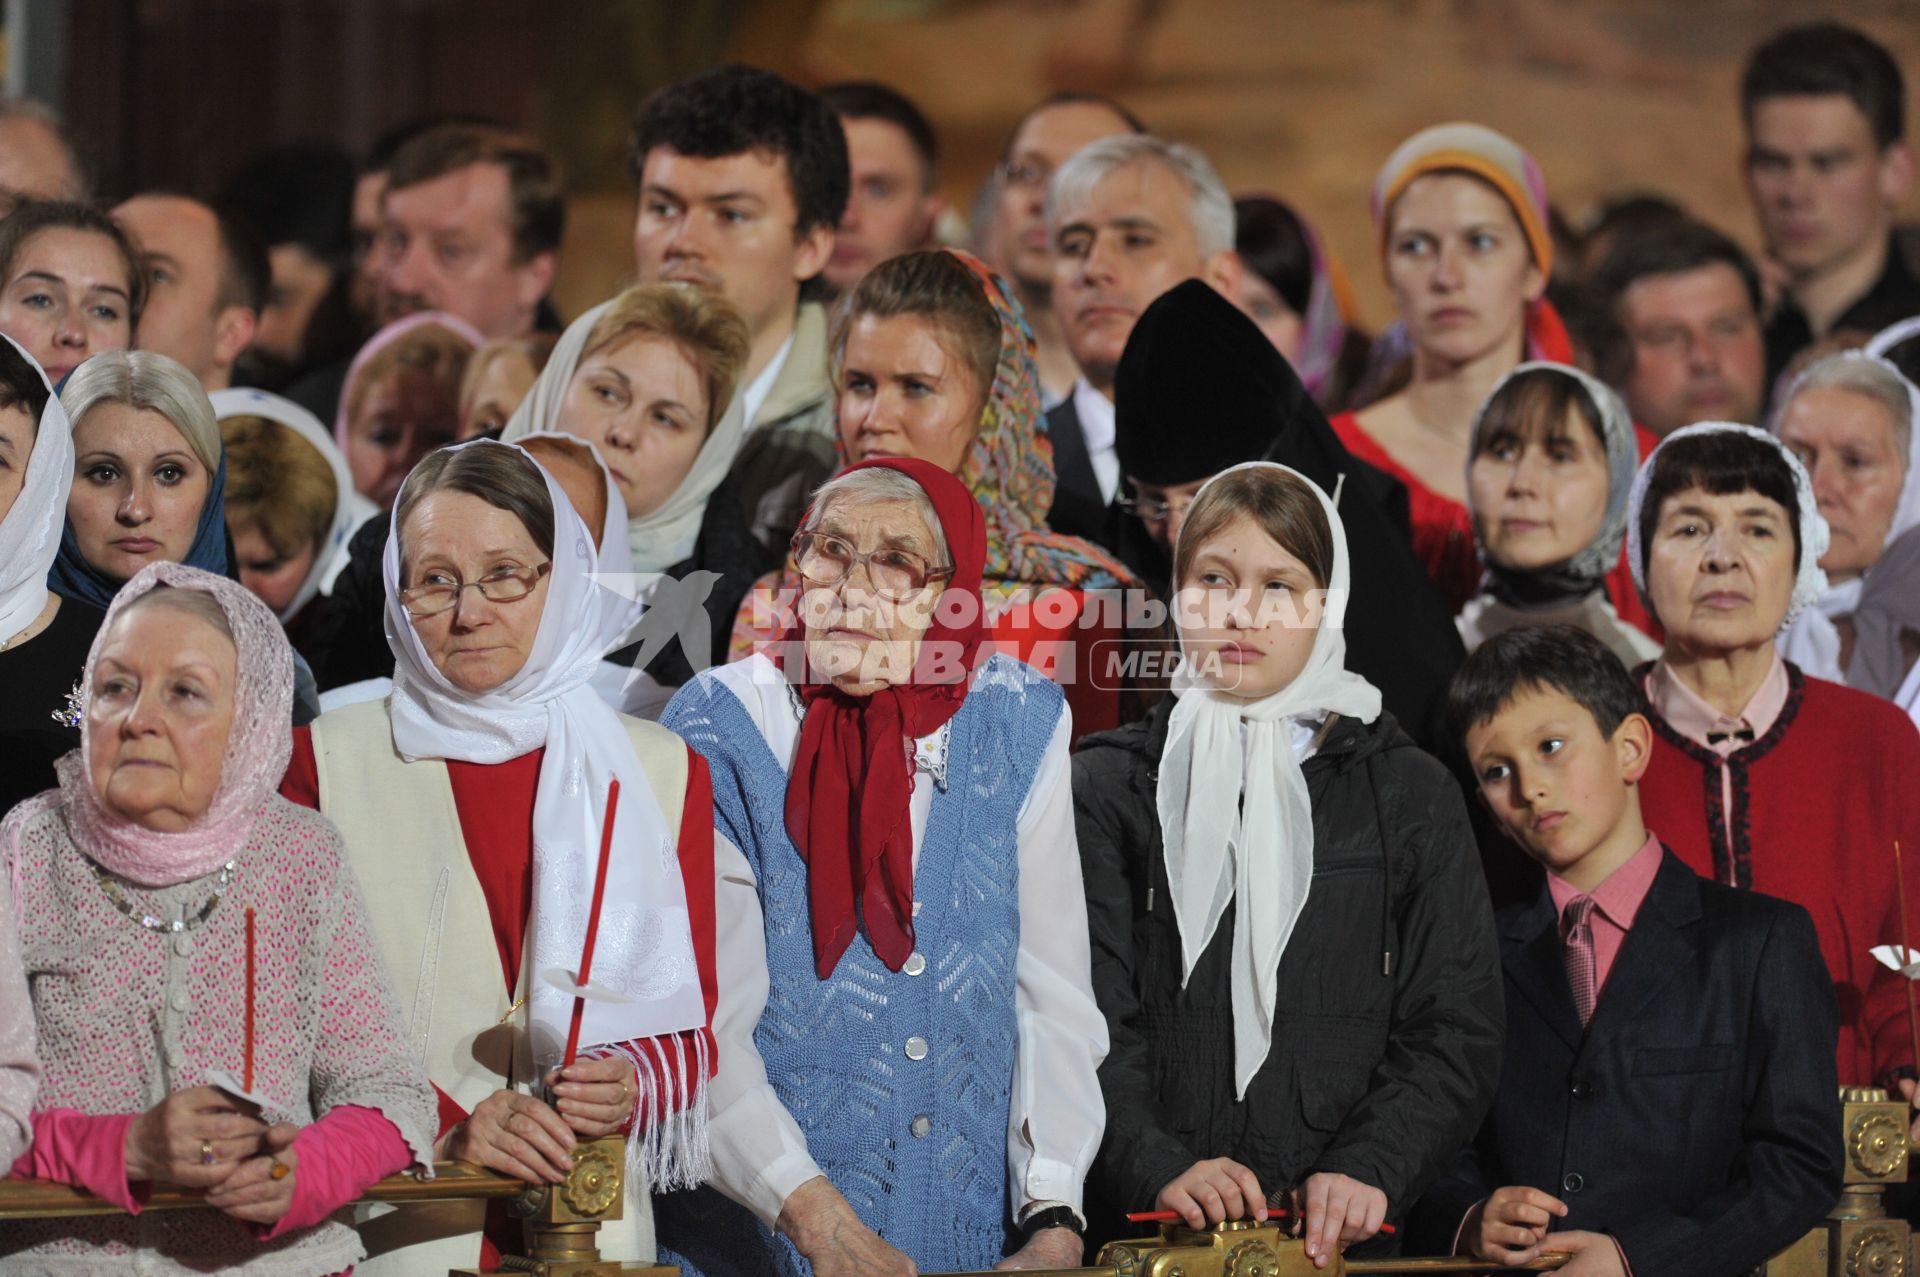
[56,562,295,887]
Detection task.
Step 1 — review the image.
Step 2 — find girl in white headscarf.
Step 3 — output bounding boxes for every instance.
[0,332,101,818]
[503,282,769,715]
[1072,462,1502,1263]
[279,439,719,1275]
[1768,351,1920,691]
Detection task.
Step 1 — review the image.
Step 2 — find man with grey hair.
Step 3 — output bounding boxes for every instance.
[0,97,84,211]
[1040,132,1240,545]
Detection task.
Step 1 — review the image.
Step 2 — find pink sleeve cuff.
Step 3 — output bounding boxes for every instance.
[252,1105,412,1241]
[10,1110,145,1212]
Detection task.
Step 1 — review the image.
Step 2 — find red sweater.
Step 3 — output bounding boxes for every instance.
[1638,667,1920,1086]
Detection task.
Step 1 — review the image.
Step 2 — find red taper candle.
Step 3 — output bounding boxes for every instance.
[562,779,621,1068]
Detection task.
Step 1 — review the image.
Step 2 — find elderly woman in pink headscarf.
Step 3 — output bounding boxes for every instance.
[0,562,436,1276]
[335,311,483,509]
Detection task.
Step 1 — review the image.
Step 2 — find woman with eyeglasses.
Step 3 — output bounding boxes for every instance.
[656,456,1107,1277]
[276,439,721,1276]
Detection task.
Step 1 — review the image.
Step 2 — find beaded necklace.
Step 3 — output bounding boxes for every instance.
[93,859,237,933]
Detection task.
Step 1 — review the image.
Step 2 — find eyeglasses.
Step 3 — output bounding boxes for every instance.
[791,531,951,602]
[400,561,551,616]
[1117,495,1195,524]
[1000,158,1054,192]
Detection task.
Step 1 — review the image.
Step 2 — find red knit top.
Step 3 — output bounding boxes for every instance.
[1636,665,1920,1086]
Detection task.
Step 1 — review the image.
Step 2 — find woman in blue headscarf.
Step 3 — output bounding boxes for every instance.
[49,351,328,722]
[50,351,231,608]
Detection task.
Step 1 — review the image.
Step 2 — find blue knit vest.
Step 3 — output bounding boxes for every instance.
[655,655,1063,1277]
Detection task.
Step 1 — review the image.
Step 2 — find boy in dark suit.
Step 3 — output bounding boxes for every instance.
[1414,625,1842,1276]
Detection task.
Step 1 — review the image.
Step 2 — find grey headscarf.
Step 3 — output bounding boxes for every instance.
[1466,361,1639,608]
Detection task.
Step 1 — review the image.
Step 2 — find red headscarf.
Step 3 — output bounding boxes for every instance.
[782,457,989,978]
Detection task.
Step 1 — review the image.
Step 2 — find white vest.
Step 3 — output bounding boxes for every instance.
[310,698,688,1274]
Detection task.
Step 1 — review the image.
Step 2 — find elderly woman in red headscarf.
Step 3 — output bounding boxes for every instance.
[657,457,1108,1277]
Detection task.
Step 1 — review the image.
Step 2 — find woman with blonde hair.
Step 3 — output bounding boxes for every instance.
[215,387,374,658]
[50,351,230,609]
[503,281,767,715]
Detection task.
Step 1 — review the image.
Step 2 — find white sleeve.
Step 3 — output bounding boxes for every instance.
[1007,706,1109,1221]
[704,830,823,1228]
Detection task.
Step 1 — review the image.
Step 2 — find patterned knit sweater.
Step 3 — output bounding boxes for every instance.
[655,654,1062,1276]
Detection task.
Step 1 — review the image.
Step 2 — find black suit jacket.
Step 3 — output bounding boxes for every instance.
[1044,394,1122,551]
[1410,850,1842,1276]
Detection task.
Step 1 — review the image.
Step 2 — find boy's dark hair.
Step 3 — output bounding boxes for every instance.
[820,81,939,188]
[386,124,566,264]
[1742,22,1905,150]
[0,327,50,425]
[1591,218,1764,320]
[627,64,850,237]
[1636,429,1804,579]
[1449,624,1643,742]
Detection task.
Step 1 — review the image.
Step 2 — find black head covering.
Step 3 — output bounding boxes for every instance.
[1115,280,1293,485]
[1111,280,1466,758]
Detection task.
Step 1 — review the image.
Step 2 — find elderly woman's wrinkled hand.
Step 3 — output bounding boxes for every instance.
[779,1176,918,1277]
[123,1086,269,1188]
[204,1122,300,1224]
[438,1087,576,1184]
[546,1054,637,1139]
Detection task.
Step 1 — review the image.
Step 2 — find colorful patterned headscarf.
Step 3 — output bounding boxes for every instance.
[734,251,1135,654]
[946,249,1135,591]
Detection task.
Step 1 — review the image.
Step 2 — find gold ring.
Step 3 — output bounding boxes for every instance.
[200,1140,216,1165]
[269,1159,290,1181]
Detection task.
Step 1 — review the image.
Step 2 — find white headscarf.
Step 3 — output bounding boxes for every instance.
[1768,352,1920,680]
[0,334,66,646]
[1626,421,1830,631]
[381,439,704,1070]
[209,387,378,621]
[503,294,750,573]
[1157,461,1384,1101]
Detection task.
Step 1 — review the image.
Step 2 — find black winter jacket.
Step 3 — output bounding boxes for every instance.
[1071,695,1504,1247]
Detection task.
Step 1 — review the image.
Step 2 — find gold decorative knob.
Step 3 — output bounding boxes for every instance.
[1851,1111,1909,1179]
[1104,1243,1142,1277]
[1848,1225,1907,1276]
[1225,1239,1281,1277]
[560,1142,621,1217]
[1845,1086,1894,1104]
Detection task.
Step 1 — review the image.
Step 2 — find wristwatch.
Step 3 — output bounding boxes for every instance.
[1019,1204,1085,1238]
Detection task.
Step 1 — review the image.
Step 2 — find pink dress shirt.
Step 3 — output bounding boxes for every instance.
[1642,656,1790,887]
[1546,834,1665,1000]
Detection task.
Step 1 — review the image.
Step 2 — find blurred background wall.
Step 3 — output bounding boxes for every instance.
[10,0,1917,323]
